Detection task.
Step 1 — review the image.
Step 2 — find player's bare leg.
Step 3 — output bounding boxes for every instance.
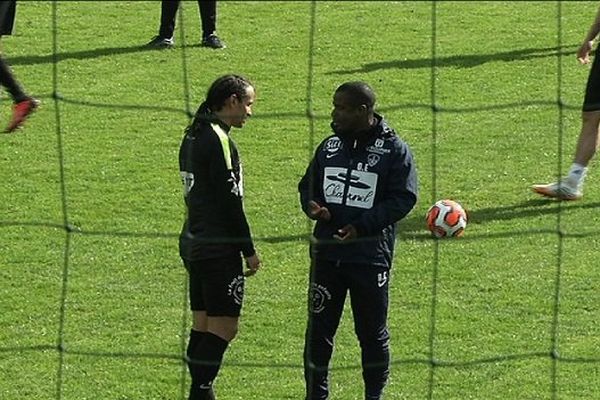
[573,110,600,166]
[532,110,600,200]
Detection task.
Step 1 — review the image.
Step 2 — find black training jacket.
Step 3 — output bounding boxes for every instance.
[178,117,255,261]
[298,114,418,268]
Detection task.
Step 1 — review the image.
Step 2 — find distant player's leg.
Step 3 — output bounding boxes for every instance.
[0,1,27,106]
[0,0,15,35]
[146,0,177,48]
[198,0,216,38]
[0,1,39,133]
[158,0,178,40]
[0,54,39,133]
[0,56,26,102]
[563,109,600,186]
[198,0,225,49]
[304,259,347,400]
[533,47,600,200]
[347,264,390,400]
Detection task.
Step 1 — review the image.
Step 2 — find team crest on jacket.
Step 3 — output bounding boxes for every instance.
[367,138,391,155]
[367,153,380,167]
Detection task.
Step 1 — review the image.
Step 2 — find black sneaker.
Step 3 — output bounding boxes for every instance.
[201,34,225,49]
[146,35,174,49]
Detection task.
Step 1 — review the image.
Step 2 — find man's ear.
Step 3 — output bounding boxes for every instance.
[223,94,237,108]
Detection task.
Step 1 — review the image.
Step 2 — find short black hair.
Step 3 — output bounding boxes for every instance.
[335,81,376,110]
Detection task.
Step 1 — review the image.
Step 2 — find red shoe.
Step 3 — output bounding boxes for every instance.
[5,97,40,133]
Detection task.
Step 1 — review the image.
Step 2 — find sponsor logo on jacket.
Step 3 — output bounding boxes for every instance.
[323,167,377,209]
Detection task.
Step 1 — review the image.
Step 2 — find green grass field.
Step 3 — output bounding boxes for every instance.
[1,1,599,399]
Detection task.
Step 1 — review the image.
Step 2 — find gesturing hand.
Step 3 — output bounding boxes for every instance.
[333,224,357,242]
[308,200,331,222]
[576,40,594,64]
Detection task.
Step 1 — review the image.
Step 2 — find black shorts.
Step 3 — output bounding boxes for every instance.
[184,254,244,317]
[583,47,600,112]
[0,0,16,36]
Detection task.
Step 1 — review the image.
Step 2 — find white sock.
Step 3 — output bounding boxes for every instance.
[565,163,587,188]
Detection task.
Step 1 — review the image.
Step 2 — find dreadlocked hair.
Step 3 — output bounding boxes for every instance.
[187,74,254,134]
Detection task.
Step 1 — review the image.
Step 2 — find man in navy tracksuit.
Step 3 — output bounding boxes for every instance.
[298,81,418,400]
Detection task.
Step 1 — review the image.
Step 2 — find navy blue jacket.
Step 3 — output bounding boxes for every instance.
[298,114,418,268]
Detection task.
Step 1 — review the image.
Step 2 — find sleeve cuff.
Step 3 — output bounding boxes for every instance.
[241,243,256,258]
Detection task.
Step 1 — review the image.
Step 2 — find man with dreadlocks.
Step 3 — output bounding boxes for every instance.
[299,81,418,400]
[178,74,261,400]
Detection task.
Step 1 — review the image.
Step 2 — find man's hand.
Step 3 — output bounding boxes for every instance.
[577,40,594,64]
[308,200,331,221]
[244,253,261,277]
[333,224,357,241]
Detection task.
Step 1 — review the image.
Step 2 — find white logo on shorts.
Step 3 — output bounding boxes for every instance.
[228,275,244,305]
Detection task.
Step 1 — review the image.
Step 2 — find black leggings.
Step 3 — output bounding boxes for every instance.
[158,0,217,39]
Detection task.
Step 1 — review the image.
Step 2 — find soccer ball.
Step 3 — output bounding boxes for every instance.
[425,199,467,238]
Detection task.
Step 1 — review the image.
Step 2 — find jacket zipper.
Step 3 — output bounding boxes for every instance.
[341,139,358,205]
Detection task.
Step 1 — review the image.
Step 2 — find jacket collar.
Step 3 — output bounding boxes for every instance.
[332,113,385,145]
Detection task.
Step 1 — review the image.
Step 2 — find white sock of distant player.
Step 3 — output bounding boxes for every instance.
[565,163,587,189]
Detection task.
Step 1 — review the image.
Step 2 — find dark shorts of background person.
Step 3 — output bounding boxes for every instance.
[184,254,244,317]
[582,47,600,112]
[0,0,16,36]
